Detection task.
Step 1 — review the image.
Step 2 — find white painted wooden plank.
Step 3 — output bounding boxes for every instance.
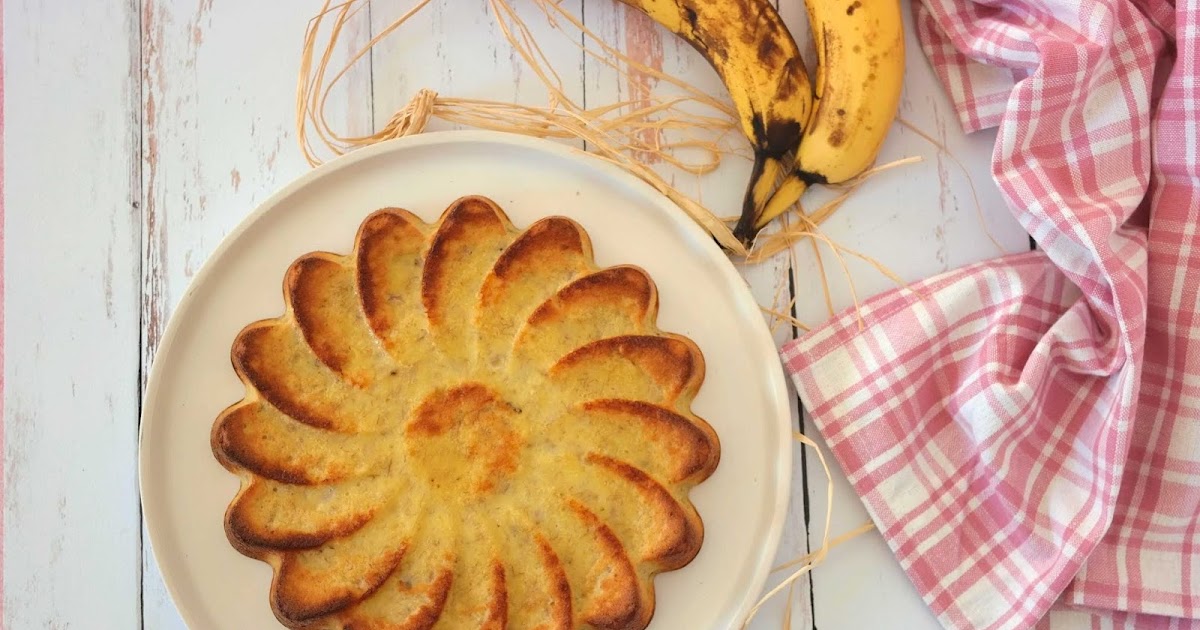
[3,0,142,627]
[777,0,1029,627]
[138,1,373,626]
[582,1,817,625]
[369,0,585,140]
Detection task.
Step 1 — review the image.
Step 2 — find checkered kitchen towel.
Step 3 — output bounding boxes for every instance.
[780,0,1200,628]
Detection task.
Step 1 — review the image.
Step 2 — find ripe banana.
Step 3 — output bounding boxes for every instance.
[612,0,814,244]
[741,0,906,241]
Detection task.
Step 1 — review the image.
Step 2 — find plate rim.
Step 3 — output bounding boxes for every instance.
[137,129,793,629]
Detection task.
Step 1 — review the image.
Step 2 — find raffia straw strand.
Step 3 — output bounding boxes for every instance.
[896,118,1012,255]
[762,306,811,332]
[781,291,801,328]
[750,227,862,313]
[783,215,814,325]
[783,581,795,630]
[751,156,918,256]
[826,155,924,189]
[528,0,734,116]
[772,521,877,573]
[752,202,931,306]
[806,190,852,227]
[810,235,836,319]
[741,431,836,628]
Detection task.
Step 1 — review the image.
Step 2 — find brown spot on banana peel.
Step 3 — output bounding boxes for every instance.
[762,116,803,157]
[815,28,849,148]
[802,171,828,186]
[757,33,783,67]
[774,56,810,102]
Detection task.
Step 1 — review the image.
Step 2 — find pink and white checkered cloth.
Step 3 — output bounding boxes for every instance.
[780,0,1200,628]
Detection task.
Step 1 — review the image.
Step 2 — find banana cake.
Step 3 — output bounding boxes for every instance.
[210,194,720,630]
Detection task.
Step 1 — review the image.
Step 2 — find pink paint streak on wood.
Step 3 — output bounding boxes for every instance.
[621,5,664,163]
[141,0,168,373]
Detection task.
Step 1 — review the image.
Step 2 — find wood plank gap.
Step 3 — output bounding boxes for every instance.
[787,264,818,630]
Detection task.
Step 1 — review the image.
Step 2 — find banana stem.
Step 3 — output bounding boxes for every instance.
[734,154,782,245]
[755,175,808,229]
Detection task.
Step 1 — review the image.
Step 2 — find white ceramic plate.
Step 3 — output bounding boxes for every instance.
[139,130,791,630]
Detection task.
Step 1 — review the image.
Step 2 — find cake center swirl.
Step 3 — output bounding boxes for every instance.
[405,382,524,496]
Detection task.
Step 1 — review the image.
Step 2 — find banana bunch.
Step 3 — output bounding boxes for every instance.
[614,0,905,248]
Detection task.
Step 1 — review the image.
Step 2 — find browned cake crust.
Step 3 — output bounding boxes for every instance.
[211,195,720,630]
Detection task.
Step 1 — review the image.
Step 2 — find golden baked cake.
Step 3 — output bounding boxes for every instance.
[210,195,720,630]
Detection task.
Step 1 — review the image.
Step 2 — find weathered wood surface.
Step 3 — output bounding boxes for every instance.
[3,0,144,627]
[3,0,1029,627]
